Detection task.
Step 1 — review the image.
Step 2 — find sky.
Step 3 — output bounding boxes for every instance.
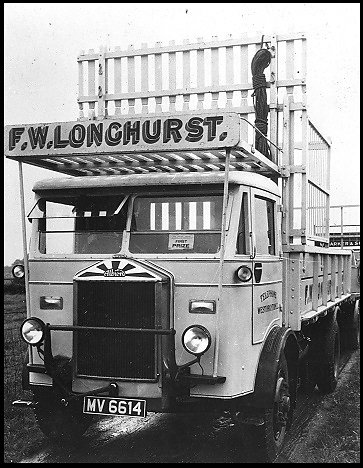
[4,2,360,265]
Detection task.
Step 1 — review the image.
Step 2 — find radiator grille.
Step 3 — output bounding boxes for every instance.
[76,281,156,379]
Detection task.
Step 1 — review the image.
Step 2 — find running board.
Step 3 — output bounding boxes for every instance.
[179,374,226,385]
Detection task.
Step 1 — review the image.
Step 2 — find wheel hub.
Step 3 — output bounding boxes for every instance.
[274,377,290,440]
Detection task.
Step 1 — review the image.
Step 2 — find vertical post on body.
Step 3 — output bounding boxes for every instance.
[18,161,31,316]
[340,205,344,249]
[213,147,231,378]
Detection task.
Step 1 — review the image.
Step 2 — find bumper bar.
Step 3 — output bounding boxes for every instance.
[48,324,176,335]
[28,323,225,410]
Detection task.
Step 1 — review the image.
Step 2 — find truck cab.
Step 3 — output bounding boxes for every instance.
[27,170,282,401]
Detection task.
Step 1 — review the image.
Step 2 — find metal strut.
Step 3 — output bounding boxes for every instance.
[213,147,231,377]
[18,162,31,315]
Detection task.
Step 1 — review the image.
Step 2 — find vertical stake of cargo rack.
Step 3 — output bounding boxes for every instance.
[18,162,31,316]
[212,147,231,378]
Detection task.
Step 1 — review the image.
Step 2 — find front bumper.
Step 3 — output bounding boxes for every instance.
[24,322,225,412]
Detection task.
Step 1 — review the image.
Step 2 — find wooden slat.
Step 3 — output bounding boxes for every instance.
[183,40,191,111]
[225,46,233,107]
[155,43,163,113]
[240,44,249,141]
[127,45,136,114]
[168,42,177,112]
[87,50,96,118]
[77,33,307,61]
[78,50,85,119]
[127,48,136,93]
[285,40,295,88]
[140,43,149,114]
[98,48,106,117]
[78,79,305,103]
[337,256,343,297]
[114,49,122,116]
[331,255,337,299]
[322,254,329,305]
[211,44,219,108]
[312,254,319,311]
[196,38,205,110]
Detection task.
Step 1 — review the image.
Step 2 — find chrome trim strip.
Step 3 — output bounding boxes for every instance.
[175,279,282,287]
[29,281,73,285]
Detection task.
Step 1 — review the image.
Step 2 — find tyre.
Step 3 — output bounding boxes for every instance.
[314,316,340,394]
[299,357,317,394]
[240,354,292,463]
[343,301,360,351]
[33,387,92,443]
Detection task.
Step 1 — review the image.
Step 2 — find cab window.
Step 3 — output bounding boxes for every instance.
[129,194,224,254]
[254,196,275,255]
[236,192,249,254]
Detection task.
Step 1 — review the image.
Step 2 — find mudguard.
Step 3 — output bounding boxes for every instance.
[242,326,299,409]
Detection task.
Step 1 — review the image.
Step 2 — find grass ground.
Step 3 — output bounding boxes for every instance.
[288,351,360,463]
[4,292,43,464]
[4,408,44,464]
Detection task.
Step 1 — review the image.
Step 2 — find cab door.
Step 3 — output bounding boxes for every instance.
[250,188,283,344]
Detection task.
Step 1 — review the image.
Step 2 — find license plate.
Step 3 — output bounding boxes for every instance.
[83,396,146,417]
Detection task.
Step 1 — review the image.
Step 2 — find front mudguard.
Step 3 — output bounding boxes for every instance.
[242,326,299,409]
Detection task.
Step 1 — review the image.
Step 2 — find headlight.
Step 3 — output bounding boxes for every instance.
[20,318,45,346]
[236,265,252,282]
[182,325,211,355]
[12,264,25,279]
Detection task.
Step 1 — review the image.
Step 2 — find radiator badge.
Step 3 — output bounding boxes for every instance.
[75,259,162,281]
[103,269,126,277]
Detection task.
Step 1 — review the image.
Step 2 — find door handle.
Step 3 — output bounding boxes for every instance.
[250,233,256,259]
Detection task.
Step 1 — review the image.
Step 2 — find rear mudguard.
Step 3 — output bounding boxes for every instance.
[242,326,299,409]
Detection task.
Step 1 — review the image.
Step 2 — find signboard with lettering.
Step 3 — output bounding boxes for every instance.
[4,113,240,158]
[168,234,195,250]
[329,235,360,248]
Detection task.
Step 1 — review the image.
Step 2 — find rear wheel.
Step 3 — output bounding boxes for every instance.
[239,354,292,462]
[314,315,340,394]
[300,357,317,394]
[33,387,92,443]
[342,301,360,350]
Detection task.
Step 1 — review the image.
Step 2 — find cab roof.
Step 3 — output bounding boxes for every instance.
[33,171,280,197]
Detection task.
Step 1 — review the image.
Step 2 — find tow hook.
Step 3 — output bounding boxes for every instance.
[109,382,118,396]
[60,381,119,406]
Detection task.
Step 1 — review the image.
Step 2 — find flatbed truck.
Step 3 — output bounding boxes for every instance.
[6,33,360,462]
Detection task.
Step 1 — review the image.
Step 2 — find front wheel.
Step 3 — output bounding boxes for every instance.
[33,387,92,443]
[240,354,292,462]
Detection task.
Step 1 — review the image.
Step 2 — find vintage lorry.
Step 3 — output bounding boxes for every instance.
[6,33,360,462]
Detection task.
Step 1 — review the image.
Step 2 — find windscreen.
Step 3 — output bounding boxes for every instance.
[129,194,224,254]
[30,196,128,254]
